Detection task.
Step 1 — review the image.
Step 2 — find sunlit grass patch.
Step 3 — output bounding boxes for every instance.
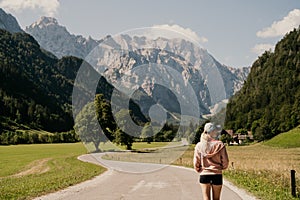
[0,143,106,200]
[264,127,300,148]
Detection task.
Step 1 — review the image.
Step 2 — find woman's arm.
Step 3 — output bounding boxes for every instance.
[220,146,229,170]
[193,143,202,172]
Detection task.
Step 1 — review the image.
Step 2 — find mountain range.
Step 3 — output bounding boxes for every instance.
[26,16,250,116]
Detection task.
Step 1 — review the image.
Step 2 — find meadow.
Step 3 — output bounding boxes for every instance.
[0,143,106,200]
[223,144,300,199]
[230,127,300,199]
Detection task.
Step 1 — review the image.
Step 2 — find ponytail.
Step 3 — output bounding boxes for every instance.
[200,131,210,156]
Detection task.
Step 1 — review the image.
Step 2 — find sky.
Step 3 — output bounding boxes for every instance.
[0,0,300,68]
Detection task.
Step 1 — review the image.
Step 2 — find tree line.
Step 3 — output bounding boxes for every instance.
[0,130,79,145]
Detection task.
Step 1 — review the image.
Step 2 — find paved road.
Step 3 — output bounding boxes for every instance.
[34,153,256,200]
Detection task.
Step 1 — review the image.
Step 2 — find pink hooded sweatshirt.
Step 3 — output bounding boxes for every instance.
[193,140,229,175]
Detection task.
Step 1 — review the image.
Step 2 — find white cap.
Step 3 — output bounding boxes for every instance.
[204,122,216,133]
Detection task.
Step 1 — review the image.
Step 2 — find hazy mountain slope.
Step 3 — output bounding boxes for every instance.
[0,8,23,33]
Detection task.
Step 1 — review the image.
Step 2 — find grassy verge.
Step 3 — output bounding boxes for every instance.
[0,143,106,200]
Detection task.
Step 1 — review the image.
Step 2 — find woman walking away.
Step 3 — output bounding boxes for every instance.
[193,122,229,200]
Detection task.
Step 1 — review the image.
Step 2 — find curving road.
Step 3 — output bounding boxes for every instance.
[34,153,256,200]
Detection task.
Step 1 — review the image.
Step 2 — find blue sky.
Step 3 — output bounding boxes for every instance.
[1,0,300,68]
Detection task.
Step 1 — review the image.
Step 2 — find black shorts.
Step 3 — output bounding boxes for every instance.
[199,174,223,185]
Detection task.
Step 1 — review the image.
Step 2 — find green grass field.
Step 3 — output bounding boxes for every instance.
[224,144,300,199]
[0,143,106,200]
[264,126,300,148]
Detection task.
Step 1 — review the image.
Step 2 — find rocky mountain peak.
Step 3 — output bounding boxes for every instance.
[25,17,100,59]
[29,16,59,28]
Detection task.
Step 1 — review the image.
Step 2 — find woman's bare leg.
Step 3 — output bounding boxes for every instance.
[211,184,222,200]
[200,183,211,200]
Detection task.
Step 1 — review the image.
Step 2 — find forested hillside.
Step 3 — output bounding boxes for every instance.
[0,29,147,144]
[0,29,74,132]
[225,27,300,140]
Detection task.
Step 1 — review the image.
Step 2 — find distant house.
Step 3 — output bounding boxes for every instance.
[223,129,253,145]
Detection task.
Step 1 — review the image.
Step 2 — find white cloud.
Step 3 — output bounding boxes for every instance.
[251,43,274,55]
[151,24,208,44]
[0,0,59,16]
[257,9,300,38]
